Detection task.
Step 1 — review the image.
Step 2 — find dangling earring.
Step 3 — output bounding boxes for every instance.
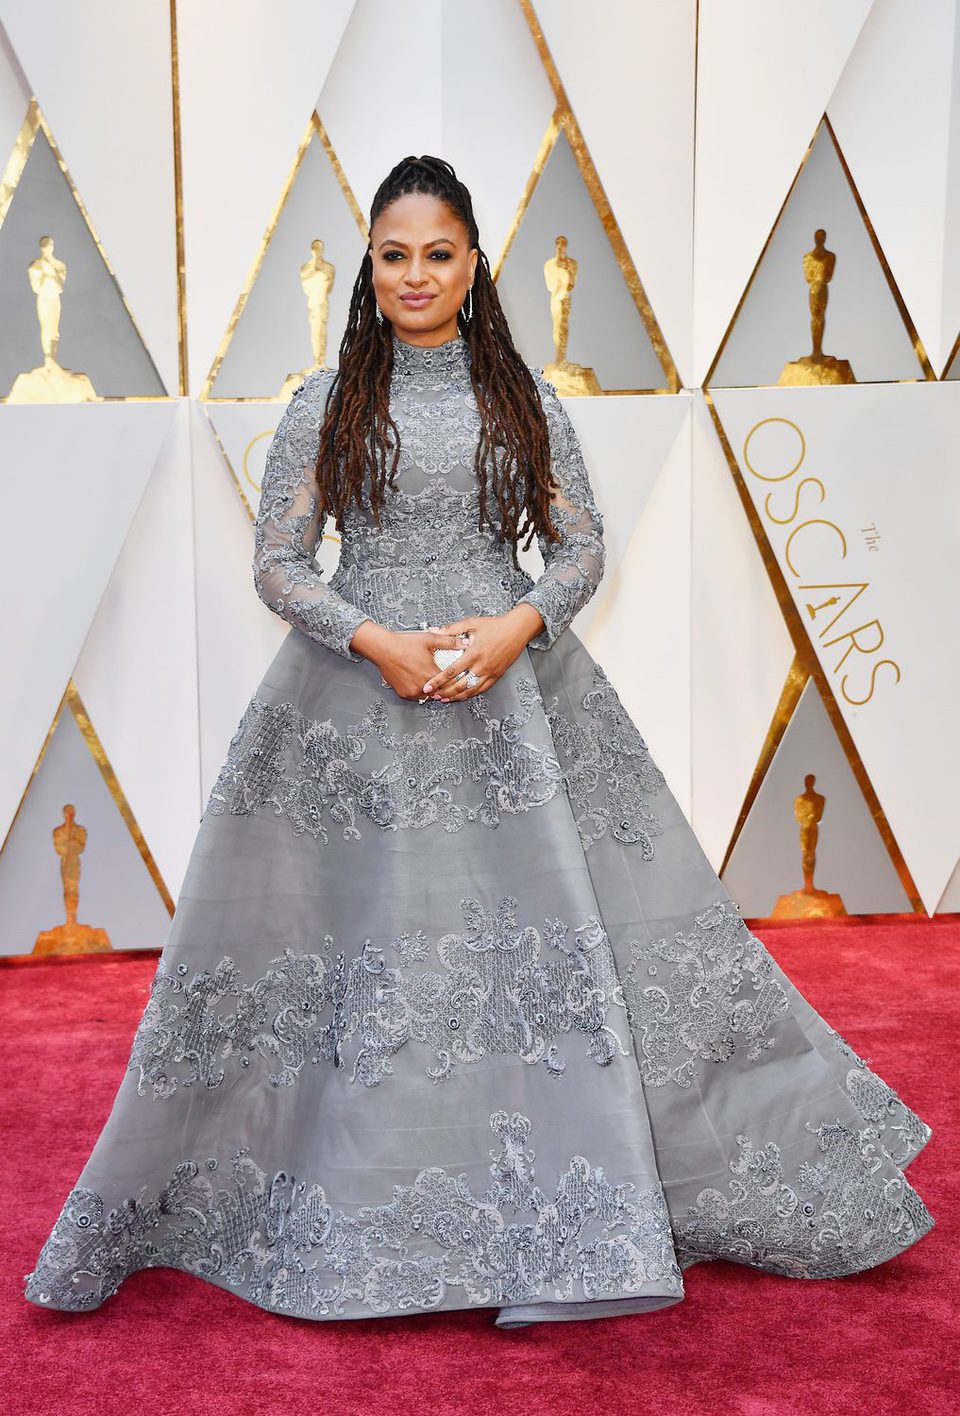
[374,300,384,326]
[461,285,473,322]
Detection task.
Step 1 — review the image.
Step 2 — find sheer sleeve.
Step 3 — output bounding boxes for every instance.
[515,368,606,650]
[253,370,373,662]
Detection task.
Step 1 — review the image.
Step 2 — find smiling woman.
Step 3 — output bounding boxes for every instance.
[373,192,477,336]
[24,154,934,1331]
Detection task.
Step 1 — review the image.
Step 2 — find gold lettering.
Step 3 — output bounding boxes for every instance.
[842,659,901,704]
[797,582,869,639]
[784,519,847,576]
[822,618,885,672]
[764,476,826,526]
[743,417,805,482]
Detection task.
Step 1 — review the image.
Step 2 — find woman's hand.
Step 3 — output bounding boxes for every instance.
[361,626,476,702]
[419,605,546,702]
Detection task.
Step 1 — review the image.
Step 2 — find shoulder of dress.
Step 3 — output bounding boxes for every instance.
[526,363,559,404]
[290,366,337,406]
[526,364,569,422]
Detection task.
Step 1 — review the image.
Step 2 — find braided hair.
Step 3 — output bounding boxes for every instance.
[314,154,561,558]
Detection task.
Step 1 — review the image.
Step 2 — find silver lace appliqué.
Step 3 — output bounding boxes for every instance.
[545,663,667,854]
[126,894,632,1098]
[828,1026,933,1168]
[621,900,790,1086]
[24,1109,683,1316]
[204,676,563,841]
[673,1117,934,1279]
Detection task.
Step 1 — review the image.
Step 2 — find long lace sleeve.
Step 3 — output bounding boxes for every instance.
[515,368,606,650]
[253,371,373,662]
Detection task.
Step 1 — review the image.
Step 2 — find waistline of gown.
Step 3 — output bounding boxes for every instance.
[328,558,538,632]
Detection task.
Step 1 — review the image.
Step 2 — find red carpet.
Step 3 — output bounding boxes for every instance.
[4,921,957,1416]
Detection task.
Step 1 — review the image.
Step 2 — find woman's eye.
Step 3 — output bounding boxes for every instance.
[382,250,452,261]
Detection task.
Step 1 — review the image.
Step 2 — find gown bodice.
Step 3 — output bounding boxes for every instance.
[252,329,605,661]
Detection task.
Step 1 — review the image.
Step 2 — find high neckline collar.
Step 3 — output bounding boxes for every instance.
[390,329,471,384]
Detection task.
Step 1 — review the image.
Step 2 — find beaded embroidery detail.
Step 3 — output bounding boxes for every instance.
[204,678,563,840]
[828,1027,932,1168]
[544,664,667,854]
[24,1110,683,1316]
[621,900,790,1086]
[126,895,631,1098]
[673,1117,934,1279]
[252,333,606,659]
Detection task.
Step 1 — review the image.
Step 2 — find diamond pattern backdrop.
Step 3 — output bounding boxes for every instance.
[1,0,958,956]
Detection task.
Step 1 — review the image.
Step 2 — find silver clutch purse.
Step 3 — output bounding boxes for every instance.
[431,646,465,671]
[417,644,477,702]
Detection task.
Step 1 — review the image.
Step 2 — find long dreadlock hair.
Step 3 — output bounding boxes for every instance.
[314,154,562,559]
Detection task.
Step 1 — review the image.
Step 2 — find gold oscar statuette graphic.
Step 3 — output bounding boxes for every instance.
[279,238,336,398]
[541,235,601,395]
[33,804,112,955]
[7,236,99,403]
[771,774,847,920]
[778,228,855,387]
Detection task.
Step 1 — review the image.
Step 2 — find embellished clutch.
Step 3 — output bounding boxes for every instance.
[431,646,465,672]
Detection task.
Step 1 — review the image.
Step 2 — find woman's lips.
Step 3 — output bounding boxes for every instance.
[400,293,435,306]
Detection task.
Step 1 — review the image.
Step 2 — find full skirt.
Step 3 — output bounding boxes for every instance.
[23,627,935,1327]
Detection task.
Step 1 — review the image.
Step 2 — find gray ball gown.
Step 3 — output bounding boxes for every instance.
[24,330,934,1328]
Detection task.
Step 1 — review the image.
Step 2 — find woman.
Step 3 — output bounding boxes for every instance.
[24,155,934,1328]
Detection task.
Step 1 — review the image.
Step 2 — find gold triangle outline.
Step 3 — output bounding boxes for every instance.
[940,327,960,381]
[509,0,681,395]
[200,110,367,402]
[703,112,936,391]
[718,653,809,879]
[704,392,923,912]
[0,679,175,919]
[0,97,171,401]
[170,0,188,397]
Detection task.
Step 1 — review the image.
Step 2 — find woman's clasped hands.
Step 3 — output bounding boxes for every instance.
[354,606,544,703]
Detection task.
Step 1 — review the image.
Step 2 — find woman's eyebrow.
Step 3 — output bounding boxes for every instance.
[377,236,457,250]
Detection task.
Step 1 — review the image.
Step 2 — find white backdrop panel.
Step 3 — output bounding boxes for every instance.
[712,381,960,914]
[0,16,31,161]
[0,403,177,842]
[588,400,693,815]
[74,400,200,898]
[829,0,958,374]
[690,391,796,868]
[192,403,285,804]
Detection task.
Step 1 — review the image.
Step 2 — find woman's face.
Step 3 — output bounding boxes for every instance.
[369,191,478,346]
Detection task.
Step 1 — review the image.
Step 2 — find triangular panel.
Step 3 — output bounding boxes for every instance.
[712,381,960,913]
[709,118,929,389]
[495,115,676,393]
[524,0,697,387]
[0,102,165,399]
[694,0,876,383]
[0,400,178,838]
[0,685,172,958]
[722,676,911,917]
[205,116,367,400]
